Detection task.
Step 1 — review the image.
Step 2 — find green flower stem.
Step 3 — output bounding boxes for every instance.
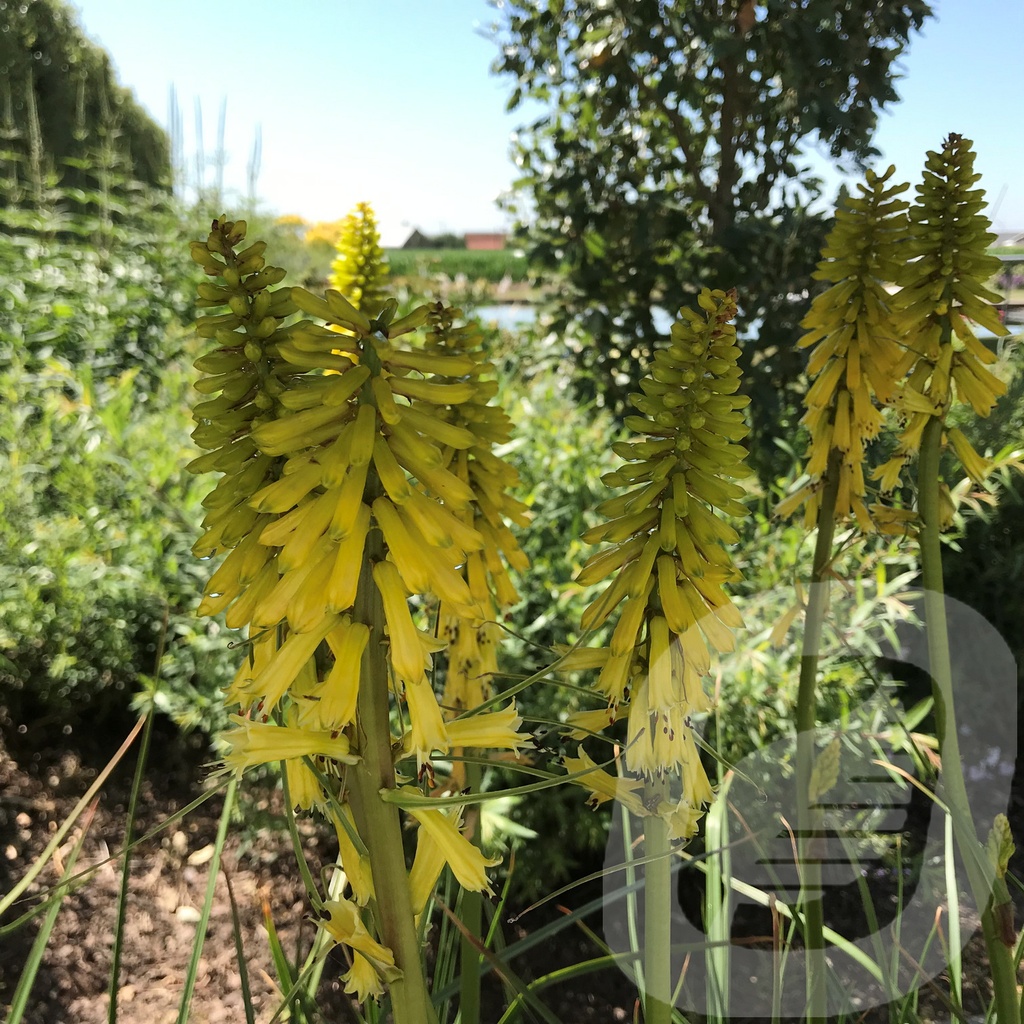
[796,452,840,1024]
[917,415,1020,1024]
[459,759,483,1024]
[347,515,434,1024]
[643,777,673,1024]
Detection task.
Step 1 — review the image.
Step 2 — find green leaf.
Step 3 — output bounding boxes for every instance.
[987,814,1015,880]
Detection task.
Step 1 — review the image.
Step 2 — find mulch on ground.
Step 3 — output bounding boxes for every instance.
[0,722,635,1024]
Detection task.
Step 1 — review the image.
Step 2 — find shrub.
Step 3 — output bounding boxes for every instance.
[0,186,236,737]
[386,248,529,284]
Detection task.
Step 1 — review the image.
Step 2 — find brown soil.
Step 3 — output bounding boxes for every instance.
[0,715,1012,1024]
[0,724,635,1024]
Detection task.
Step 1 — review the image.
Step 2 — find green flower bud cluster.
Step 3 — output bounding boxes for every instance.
[188,217,298,569]
[329,201,389,316]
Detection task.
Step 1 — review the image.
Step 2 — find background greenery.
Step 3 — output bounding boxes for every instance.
[2,0,1022,914]
[386,247,529,284]
[0,0,169,200]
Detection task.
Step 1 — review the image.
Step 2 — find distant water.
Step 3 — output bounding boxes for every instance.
[474,304,537,330]
[474,303,1014,341]
[474,304,676,334]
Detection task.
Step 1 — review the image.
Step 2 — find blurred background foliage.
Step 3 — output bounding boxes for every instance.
[491,0,934,482]
[1,0,1022,906]
[0,0,169,200]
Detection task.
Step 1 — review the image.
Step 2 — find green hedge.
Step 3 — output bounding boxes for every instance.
[385,247,530,283]
[0,191,236,737]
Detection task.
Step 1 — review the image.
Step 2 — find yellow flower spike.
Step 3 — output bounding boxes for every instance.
[405,796,502,894]
[573,288,746,819]
[220,714,358,774]
[320,897,397,977]
[444,704,532,754]
[778,166,909,523]
[887,134,1009,459]
[190,232,537,1016]
[328,202,389,316]
[403,676,450,765]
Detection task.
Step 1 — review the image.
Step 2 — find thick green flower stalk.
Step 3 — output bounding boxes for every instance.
[776,166,909,530]
[874,133,1008,499]
[568,287,751,830]
[878,138,1017,1024]
[329,200,389,315]
[188,218,529,1014]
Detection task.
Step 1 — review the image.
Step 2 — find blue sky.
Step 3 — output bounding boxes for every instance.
[71,0,1024,246]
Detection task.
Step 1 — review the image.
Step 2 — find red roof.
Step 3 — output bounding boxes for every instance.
[464,232,506,250]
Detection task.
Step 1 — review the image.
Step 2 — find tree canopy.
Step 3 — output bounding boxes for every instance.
[493,0,933,472]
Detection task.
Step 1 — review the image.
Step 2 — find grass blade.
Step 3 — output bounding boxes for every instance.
[944,810,963,1007]
[0,716,144,919]
[175,776,237,1024]
[223,866,256,1024]
[6,798,99,1024]
[107,708,155,1024]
